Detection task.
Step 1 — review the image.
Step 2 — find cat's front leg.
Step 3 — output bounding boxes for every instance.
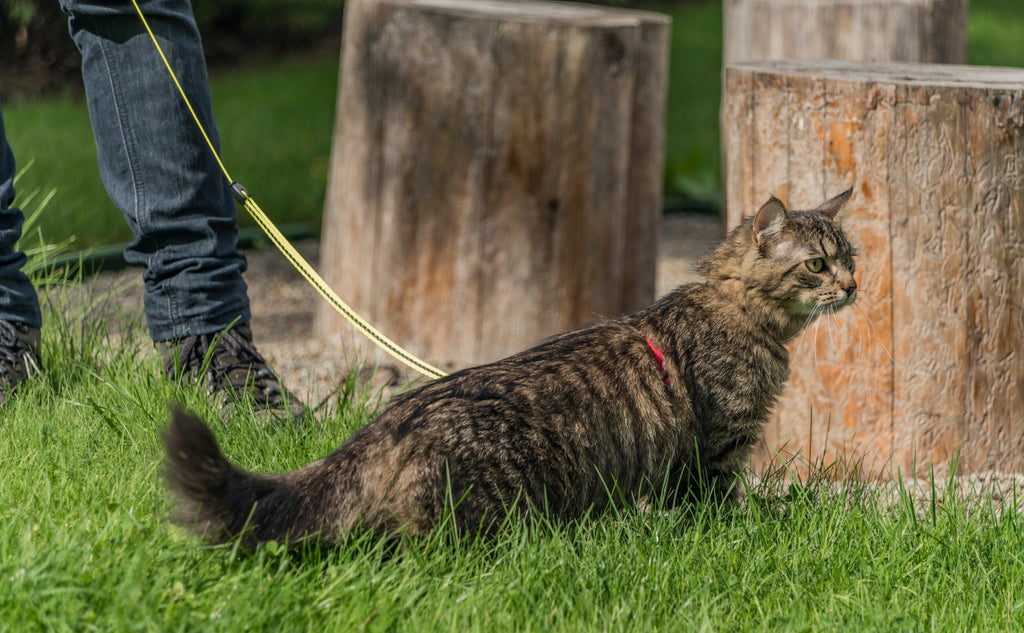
[699,433,760,504]
[701,462,747,504]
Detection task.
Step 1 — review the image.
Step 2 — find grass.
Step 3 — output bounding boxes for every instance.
[2,286,1023,631]
[2,9,1024,626]
[967,0,1024,67]
[2,216,1023,631]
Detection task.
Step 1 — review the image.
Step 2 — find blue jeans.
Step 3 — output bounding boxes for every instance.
[0,110,41,329]
[0,0,250,341]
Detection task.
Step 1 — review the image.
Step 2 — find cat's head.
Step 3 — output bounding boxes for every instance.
[702,188,858,336]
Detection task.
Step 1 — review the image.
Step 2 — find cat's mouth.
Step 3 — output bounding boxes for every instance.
[822,289,856,313]
[787,289,856,316]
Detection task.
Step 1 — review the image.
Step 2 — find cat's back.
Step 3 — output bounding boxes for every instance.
[369,320,679,460]
[324,320,682,529]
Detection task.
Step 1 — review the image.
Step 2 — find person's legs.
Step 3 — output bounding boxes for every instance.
[0,104,43,329]
[61,0,249,343]
[60,0,303,417]
[0,104,43,403]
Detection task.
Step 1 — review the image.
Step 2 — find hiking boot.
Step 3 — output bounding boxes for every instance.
[0,320,41,406]
[159,322,306,420]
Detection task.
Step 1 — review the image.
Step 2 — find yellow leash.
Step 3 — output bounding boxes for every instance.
[129,0,447,380]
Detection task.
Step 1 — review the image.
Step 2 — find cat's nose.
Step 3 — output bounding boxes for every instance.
[843,278,857,294]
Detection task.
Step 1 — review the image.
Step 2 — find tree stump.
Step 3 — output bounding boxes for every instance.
[722,0,968,66]
[719,0,967,237]
[723,60,1024,477]
[315,0,670,370]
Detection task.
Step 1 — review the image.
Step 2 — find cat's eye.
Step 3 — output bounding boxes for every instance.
[805,258,825,273]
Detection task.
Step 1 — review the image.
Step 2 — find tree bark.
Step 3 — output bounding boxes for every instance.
[315,0,669,371]
[723,60,1024,477]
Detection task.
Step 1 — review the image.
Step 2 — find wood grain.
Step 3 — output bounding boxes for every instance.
[316,0,669,370]
[722,0,967,66]
[724,61,1024,477]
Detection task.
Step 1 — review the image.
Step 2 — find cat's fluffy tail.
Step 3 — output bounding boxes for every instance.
[163,406,300,547]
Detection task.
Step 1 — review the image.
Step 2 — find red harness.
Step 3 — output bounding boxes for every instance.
[645,337,670,386]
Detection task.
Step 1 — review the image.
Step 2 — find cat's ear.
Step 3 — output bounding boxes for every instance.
[753,196,789,244]
[814,187,854,220]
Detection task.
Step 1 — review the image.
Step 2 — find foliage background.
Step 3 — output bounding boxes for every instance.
[0,0,1021,248]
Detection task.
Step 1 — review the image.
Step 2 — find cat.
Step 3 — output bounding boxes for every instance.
[163,188,858,547]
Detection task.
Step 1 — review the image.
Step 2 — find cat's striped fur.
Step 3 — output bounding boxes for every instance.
[164,189,857,546]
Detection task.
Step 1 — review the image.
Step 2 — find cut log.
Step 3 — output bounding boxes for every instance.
[723,0,968,66]
[315,0,670,370]
[723,60,1024,477]
[719,0,968,238]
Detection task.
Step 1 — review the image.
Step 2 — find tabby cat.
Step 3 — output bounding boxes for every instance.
[164,188,858,546]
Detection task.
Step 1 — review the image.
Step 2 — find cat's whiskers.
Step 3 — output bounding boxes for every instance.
[791,303,822,361]
[842,305,867,362]
[841,293,893,363]
[811,306,825,379]
[849,301,898,366]
[821,300,839,351]
[816,305,838,381]
[804,296,863,388]
[818,295,896,372]
[806,304,828,383]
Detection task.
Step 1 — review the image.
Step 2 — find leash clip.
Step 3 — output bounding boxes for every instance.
[230,181,250,204]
